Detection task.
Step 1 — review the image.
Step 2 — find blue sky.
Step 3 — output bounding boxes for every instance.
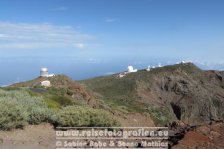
[0,0,224,64]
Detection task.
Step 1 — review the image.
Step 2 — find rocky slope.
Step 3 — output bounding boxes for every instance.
[81,63,224,125]
[9,63,224,126]
[169,120,224,149]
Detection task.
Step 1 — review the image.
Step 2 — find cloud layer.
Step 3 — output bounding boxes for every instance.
[0,22,94,50]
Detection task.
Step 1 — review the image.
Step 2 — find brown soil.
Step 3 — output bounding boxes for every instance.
[0,123,55,149]
[116,112,155,127]
[172,121,224,149]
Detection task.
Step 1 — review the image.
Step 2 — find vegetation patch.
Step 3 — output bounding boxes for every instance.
[0,88,120,130]
[0,89,56,130]
[57,105,120,127]
[46,95,73,107]
[146,105,172,126]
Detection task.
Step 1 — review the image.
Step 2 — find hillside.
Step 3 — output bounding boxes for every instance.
[1,62,224,148]
[10,75,155,127]
[81,62,224,126]
[11,75,98,108]
[7,62,224,126]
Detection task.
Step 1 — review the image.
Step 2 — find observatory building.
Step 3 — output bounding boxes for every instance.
[118,65,138,78]
[146,66,151,71]
[40,68,49,77]
[40,67,55,77]
[41,80,51,87]
[127,66,138,73]
[158,63,162,67]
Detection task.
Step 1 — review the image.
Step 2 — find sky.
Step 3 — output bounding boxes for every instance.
[0,0,224,84]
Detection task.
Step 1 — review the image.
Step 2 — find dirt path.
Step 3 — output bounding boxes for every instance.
[0,123,55,149]
[0,112,155,149]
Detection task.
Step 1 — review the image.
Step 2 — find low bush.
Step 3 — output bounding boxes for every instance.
[27,107,56,125]
[0,89,55,130]
[57,105,120,127]
[146,105,172,126]
[0,89,120,130]
[0,100,27,130]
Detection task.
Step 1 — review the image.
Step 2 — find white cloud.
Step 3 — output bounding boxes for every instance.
[0,21,95,50]
[105,18,116,23]
[76,43,85,48]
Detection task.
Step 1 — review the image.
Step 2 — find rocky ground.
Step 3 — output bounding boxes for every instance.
[0,121,223,149]
[0,124,55,149]
[170,120,224,149]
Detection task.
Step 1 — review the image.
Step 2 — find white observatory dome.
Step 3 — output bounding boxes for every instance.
[127,66,134,72]
[41,68,48,72]
[127,66,137,73]
[40,67,49,77]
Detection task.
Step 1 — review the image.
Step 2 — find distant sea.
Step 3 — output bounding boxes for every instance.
[0,56,223,86]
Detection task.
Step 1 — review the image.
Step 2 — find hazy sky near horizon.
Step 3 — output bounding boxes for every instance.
[0,0,224,63]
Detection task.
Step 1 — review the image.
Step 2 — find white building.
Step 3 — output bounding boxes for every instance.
[117,66,138,78]
[158,63,162,67]
[40,68,55,77]
[146,66,151,71]
[41,80,51,87]
[127,66,137,73]
[48,74,55,77]
[118,73,126,78]
[40,68,49,77]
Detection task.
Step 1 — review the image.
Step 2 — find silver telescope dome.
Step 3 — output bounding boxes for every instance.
[40,67,49,77]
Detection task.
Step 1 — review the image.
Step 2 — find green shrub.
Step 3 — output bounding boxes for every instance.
[0,89,56,130]
[0,100,27,130]
[146,105,172,126]
[0,89,120,130]
[57,105,120,127]
[45,97,61,110]
[27,107,56,125]
[49,95,73,106]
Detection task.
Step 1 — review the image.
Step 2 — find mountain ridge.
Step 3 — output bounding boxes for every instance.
[81,62,224,125]
[6,62,224,126]
[2,62,224,148]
